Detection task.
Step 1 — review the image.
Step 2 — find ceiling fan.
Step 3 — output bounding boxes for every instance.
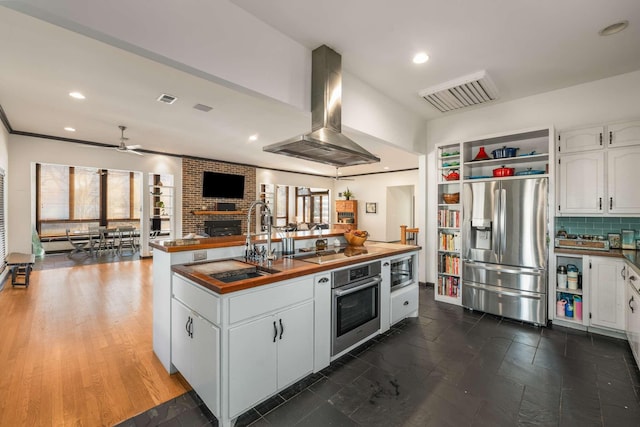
[333,167,354,181]
[115,125,143,155]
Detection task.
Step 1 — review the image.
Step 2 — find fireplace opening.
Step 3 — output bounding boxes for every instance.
[205,220,241,237]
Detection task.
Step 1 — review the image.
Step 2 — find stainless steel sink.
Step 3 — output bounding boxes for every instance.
[209,264,279,283]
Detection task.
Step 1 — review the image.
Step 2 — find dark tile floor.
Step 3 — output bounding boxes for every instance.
[117,285,640,427]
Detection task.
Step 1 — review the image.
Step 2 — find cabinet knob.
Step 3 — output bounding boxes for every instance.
[383,262,390,267]
[403,301,409,306]
[319,277,329,283]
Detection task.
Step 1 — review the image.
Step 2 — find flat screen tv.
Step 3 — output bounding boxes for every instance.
[202,171,245,199]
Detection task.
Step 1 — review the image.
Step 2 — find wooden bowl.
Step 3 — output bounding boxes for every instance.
[344,231,368,246]
[442,193,460,204]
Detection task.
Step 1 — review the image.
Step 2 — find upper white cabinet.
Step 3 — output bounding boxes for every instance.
[558,151,605,214]
[557,119,640,215]
[589,256,626,331]
[607,120,640,148]
[607,146,640,214]
[558,126,604,153]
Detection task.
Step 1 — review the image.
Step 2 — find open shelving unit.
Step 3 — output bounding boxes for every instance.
[435,142,462,305]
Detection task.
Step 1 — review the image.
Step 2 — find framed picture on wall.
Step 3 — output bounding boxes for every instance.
[365,202,377,214]
[608,233,621,249]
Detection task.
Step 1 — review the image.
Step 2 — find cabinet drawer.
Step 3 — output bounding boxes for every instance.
[173,274,220,324]
[390,284,419,325]
[229,278,313,324]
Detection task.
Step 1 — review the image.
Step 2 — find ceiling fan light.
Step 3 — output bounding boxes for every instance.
[598,20,629,36]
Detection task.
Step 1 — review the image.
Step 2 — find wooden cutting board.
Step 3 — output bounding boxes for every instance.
[191,260,255,275]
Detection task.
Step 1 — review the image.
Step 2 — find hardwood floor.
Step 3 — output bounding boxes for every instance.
[0,259,189,426]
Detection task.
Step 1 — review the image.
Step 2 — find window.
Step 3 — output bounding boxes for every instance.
[107,171,140,220]
[275,185,288,227]
[36,163,141,237]
[296,187,329,225]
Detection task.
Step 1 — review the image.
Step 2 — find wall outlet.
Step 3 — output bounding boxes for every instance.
[193,251,207,262]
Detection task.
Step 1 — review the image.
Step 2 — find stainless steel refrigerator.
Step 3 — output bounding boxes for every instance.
[462,177,548,325]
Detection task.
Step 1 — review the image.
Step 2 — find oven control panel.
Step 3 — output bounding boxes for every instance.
[332,261,381,288]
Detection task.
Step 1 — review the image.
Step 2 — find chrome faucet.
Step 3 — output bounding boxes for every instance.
[246,200,276,265]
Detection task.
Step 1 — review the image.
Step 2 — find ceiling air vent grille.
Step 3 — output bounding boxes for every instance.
[157,93,177,104]
[193,103,213,112]
[419,70,498,113]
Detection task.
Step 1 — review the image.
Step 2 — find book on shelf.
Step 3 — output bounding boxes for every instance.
[438,232,461,252]
[437,253,460,275]
[437,275,460,297]
[437,209,460,228]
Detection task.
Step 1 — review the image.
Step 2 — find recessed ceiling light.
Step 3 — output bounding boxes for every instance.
[413,52,429,64]
[383,166,390,170]
[64,127,76,132]
[599,20,629,36]
[249,134,258,141]
[69,91,85,100]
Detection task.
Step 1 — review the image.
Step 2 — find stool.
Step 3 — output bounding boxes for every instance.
[5,252,36,287]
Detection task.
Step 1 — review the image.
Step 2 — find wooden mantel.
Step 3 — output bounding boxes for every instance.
[191,210,245,215]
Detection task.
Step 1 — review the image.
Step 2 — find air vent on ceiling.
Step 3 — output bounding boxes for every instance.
[419,70,498,113]
[193,103,213,112]
[157,93,177,104]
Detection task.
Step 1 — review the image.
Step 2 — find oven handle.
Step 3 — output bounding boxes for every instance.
[334,277,381,297]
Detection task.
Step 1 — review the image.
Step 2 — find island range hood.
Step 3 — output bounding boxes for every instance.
[263,45,380,167]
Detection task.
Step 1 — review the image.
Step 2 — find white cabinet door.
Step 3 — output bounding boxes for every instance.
[558,151,605,214]
[171,298,192,377]
[626,283,640,362]
[191,315,220,416]
[607,146,640,214]
[608,120,640,148]
[589,257,626,331]
[558,126,604,153]
[228,315,278,417]
[276,301,314,388]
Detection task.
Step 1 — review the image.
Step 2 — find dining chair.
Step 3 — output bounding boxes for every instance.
[65,229,90,257]
[87,226,102,256]
[117,226,137,256]
[97,227,116,256]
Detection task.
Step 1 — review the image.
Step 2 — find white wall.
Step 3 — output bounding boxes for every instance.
[386,185,414,240]
[333,170,419,242]
[423,70,640,284]
[8,134,182,255]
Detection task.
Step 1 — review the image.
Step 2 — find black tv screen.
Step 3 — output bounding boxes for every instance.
[202,171,245,199]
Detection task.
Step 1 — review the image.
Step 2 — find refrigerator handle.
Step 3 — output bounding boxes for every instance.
[492,189,500,260]
[500,188,507,256]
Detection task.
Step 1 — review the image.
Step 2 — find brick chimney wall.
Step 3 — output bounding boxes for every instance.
[182,158,256,235]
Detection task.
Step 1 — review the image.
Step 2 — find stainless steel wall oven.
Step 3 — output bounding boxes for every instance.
[331,261,381,356]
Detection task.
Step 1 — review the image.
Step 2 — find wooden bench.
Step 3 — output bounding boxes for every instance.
[5,252,36,287]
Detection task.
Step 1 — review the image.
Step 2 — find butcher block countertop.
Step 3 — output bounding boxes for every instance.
[172,242,420,294]
[150,230,345,253]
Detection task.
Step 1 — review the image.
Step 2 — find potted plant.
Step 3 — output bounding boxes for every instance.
[343,188,353,200]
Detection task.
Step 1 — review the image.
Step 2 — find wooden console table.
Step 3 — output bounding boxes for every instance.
[5,252,36,287]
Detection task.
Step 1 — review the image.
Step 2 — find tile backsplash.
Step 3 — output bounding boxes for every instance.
[555,217,640,239]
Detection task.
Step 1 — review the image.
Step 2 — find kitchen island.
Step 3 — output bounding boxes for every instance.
[151,232,421,427]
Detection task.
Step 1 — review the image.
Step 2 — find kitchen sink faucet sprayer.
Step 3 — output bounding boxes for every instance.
[245,200,276,265]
